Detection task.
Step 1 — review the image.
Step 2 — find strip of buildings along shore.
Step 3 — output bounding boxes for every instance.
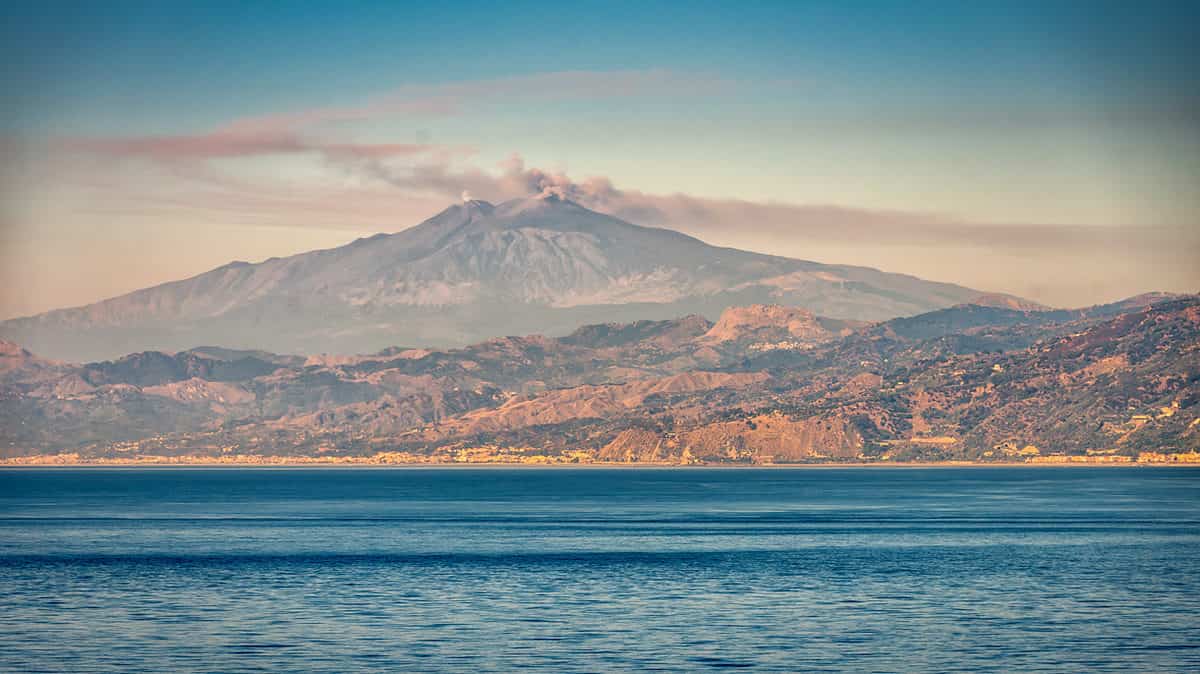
[3,450,1199,466]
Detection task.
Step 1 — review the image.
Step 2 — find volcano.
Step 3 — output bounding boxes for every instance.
[0,194,1000,360]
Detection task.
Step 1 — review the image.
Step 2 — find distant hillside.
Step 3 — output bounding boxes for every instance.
[2,295,1196,463]
[0,195,1003,361]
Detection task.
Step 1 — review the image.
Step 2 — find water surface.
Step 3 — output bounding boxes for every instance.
[1,467,1197,672]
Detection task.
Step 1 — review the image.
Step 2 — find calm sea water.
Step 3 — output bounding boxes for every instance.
[1,467,1198,673]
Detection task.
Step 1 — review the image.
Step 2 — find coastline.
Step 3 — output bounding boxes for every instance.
[2,460,1197,469]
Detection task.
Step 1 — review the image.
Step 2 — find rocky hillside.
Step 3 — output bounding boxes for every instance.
[0,195,998,361]
[1,295,1196,463]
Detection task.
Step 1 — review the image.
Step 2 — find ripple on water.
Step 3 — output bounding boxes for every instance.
[1,467,1198,673]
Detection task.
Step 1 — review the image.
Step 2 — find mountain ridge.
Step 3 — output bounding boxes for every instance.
[2,195,1013,361]
[2,294,1195,463]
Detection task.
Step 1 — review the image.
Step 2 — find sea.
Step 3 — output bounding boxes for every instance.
[1,466,1197,673]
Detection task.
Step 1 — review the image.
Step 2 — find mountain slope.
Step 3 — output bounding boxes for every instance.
[1,195,995,361]
[1,296,1196,461]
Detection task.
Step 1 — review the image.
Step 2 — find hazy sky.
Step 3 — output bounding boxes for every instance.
[1,0,1197,318]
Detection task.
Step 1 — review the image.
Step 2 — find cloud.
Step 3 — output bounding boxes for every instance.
[8,136,1198,311]
[47,68,721,168]
[7,69,1195,312]
[28,121,1200,266]
[60,133,307,160]
[323,149,1195,254]
[304,149,1198,306]
[217,69,725,136]
[57,131,460,164]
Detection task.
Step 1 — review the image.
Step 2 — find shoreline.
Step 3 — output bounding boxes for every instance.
[2,460,1197,469]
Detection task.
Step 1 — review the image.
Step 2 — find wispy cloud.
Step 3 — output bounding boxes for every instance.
[48,68,721,171]
[5,69,1196,313]
[57,131,467,163]
[216,69,726,136]
[321,149,1195,254]
[55,130,1198,266]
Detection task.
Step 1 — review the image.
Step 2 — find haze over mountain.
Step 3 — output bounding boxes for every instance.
[1,195,1006,361]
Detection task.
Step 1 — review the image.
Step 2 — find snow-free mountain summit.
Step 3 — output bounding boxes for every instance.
[1,195,999,361]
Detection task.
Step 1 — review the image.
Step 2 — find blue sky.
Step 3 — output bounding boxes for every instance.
[5,1,1195,132]
[1,0,1197,315]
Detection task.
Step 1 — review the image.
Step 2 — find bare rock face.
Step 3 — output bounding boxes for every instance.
[703,304,831,344]
[449,371,770,435]
[596,413,864,464]
[0,196,988,361]
[679,413,864,463]
[597,428,672,463]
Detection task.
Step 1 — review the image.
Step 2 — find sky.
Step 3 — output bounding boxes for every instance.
[1,0,1197,318]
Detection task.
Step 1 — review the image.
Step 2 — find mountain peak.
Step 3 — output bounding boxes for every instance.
[444,198,495,218]
[0,339,25,356]
[0,338,60,373]
[494,192,581,217]
[0,196,996,360]
[966,293,1050,311]
[462,198,495,211]
[703,304,829,344]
